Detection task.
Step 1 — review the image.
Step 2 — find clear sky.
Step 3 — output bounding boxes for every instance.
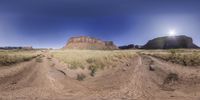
[0,0,200,48]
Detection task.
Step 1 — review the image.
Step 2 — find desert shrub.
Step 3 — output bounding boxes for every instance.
[88,64,98,77]
[77,73,86,81]
[87,58,107,76]
[90,68,96,77]
[164,73,178,84]
[23,56,33,61]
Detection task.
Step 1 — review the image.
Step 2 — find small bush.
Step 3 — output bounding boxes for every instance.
[23,57,33,61]
[164,73,178,84]
[87,58,106,77]
[77,74,86,81]
[90,68,96,77]
[88,64,97,77]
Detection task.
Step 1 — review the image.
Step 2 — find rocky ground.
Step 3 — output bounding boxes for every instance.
[0,51,200,100]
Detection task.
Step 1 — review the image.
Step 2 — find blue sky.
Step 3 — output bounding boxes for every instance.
[0,0,200,48]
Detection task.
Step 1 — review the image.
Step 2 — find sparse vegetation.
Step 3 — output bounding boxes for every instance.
[146,49,200,66]
[88,64,98,76]
[0,50,38,66]
[68,61,83,69]
[51,50,136,76]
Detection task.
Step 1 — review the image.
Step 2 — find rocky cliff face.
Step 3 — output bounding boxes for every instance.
[142,35,199,49]
[63,36,118,50]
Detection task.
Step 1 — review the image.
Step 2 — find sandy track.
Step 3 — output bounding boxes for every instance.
[0,54,88,100]
[0,53,200,100]
[147,56,200,100]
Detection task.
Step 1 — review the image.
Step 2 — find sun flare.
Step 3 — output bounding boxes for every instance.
[168,30,176,36]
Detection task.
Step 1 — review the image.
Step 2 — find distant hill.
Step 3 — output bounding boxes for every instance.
[63,36,118,50]
[142,35,199,49]
[118,44,142,49]
[0,46,33,50]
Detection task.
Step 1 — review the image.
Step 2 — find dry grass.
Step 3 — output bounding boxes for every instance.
[51,50,136,76]
[145,49,200,66]
[0,50,39,66]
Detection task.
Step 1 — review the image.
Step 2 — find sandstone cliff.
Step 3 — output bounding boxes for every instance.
[63,36,118,50]
[142,35,199,49]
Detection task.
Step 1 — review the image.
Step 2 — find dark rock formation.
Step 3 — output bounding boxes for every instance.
[119,44,135,49]
[63,36,118,50]
[119,44,142,49]
[135,45,142,49]
[142,35,199,49]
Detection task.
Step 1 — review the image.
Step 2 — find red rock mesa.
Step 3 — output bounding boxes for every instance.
[63,36,117,50]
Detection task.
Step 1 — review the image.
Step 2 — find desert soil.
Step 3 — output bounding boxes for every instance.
[0,51,200,100]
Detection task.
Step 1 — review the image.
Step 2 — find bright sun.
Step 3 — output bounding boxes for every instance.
[169,30,176,36]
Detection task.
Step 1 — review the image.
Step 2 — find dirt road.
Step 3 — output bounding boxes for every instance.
[0,52,200,100]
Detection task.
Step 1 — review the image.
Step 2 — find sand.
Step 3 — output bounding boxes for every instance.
[0,52,200,100]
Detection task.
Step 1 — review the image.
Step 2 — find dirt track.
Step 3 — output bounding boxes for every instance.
[0,52,200,100]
